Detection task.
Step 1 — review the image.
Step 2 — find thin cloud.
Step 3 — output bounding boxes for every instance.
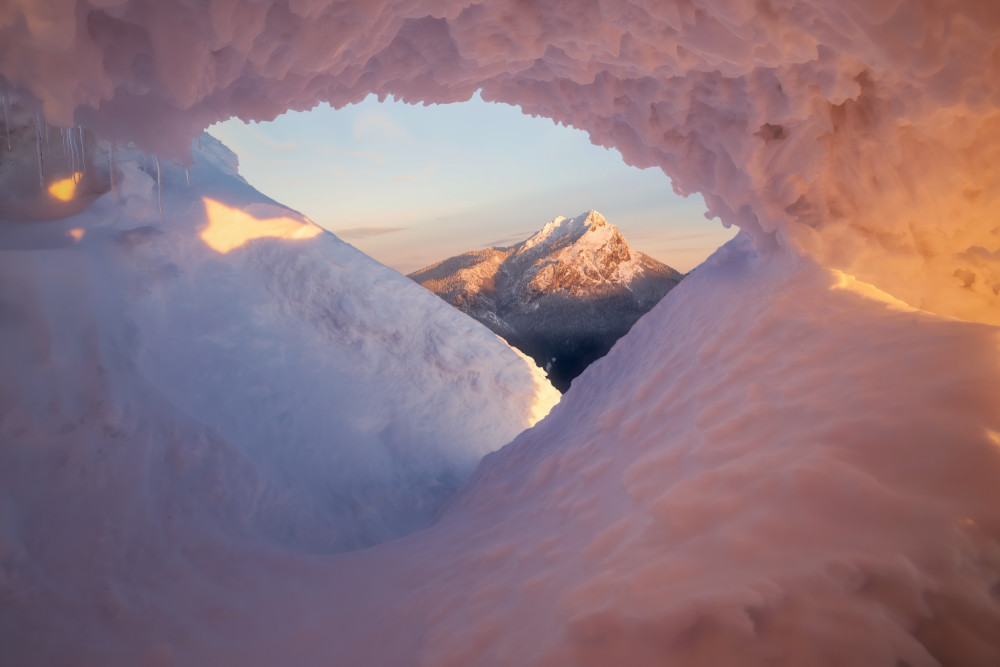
[352,108,413,144]
[394,164,438,182]
[482,230,535,248]
[313,144,389,164]
[335,226,409,239]
[351,150,389,164]
[658,232,731,242]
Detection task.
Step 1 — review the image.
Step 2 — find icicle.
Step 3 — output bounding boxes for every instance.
[185,168,190,187]
[155,155,162,218]
[2,95,9,151]
[109,143,117,204]
[33,114,44,189]
[44,119,50,158]
[79,126,86,174]
[63,128,73,174]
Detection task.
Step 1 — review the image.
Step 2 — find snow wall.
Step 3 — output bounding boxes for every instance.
[1,0,999,323]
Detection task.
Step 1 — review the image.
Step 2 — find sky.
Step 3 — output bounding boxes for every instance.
[210,93,736,274]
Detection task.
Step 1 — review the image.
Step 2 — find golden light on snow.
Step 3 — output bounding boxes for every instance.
[200,197,323,254]
[48,174,81,201]
[829,270,916,312]
[67,228,84,242]
[505,346,560,426]
[527,388,557,426]
[987,430,1000,448]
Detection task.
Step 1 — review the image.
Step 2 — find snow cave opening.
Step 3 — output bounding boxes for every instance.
[2,2,1000,665]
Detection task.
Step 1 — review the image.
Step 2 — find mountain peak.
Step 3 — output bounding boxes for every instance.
[518,210,616,258]
[410,211,685,390]
[584,210,607,230]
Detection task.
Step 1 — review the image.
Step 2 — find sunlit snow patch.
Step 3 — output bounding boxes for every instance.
[47,173,81,201]
[199,197,323,253]
[828,270,917,313]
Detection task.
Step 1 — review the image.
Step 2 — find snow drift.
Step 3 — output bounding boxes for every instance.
[6,226,999,665]
[0,115,558,558]
[1,0,1000,665]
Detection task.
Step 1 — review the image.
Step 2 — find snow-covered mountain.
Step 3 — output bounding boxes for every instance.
[410,211,683,390]
[0,104,558,561]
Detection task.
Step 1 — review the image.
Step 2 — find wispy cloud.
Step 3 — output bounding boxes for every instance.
[352,108,413,144]
[334,226,409,239]
[658,232,730,242]
[482,230,535,248]
[394,164,438,182]
[312,145,389,164]
[351,150,389,164]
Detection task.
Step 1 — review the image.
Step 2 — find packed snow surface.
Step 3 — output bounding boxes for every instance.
[1,0,1000,664]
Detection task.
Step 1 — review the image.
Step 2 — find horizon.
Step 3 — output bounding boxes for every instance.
[210,94,737,274]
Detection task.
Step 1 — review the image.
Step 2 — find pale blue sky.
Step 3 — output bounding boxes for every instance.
[210,93,735,274]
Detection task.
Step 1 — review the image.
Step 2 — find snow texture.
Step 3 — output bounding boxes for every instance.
[1,1,1000,665]
[1,0,999,323]
[6,225,999,665]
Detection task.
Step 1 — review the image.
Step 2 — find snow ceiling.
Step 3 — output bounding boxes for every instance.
[2,0,999,322]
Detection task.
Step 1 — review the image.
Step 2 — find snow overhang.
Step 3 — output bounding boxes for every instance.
[1,0,998,322]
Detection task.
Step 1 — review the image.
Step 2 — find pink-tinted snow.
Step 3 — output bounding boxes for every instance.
[0,1,999,665]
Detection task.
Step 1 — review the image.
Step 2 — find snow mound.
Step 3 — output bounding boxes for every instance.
[402,236,1000,665]
[0,129,558,558]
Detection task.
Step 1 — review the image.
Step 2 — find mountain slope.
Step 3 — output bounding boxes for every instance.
[410,211,684,390]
